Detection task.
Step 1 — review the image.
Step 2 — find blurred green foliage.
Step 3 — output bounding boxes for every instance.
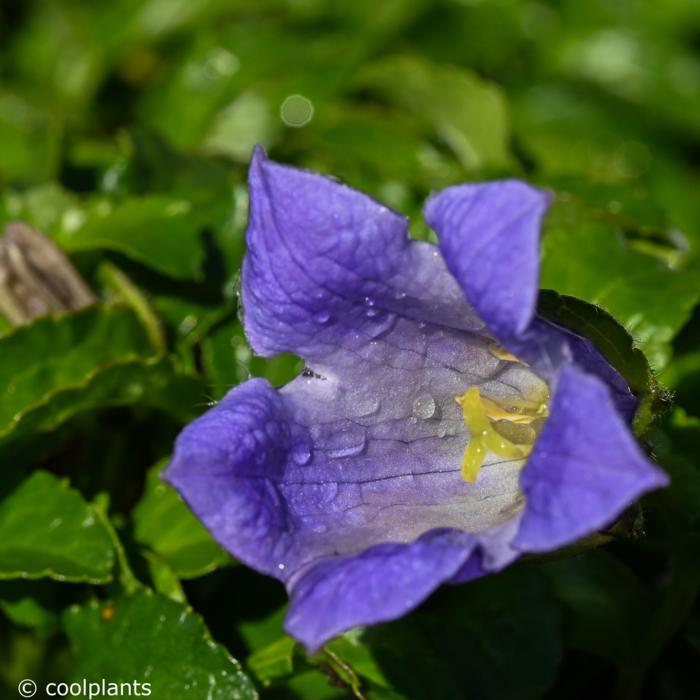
[1,0,700,698]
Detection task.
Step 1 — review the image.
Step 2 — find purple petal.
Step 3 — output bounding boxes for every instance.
[284,528,478,651]
[243,146,487,361]
[424,180,551,340]
[164,378,301,578]
[513,364,669,552]
[424,181,637,416]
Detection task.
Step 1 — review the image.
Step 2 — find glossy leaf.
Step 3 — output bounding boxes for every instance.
[55,196,206,280]
[0,472,113,583]
[0,306,196,443]
[541,196,700,369]
[356,55,511,170]
[64,589,258,699]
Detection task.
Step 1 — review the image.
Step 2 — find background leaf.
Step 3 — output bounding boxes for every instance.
[64,589,257,699]
[0,471,113,583]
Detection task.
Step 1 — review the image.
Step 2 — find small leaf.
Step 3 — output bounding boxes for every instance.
[537,290,667,432]
[356,55,512,171]
[542,550,650,668]
[248,636,297,686]
[64,589,258,700]
[0,472,113,583]
[133,461,231,579]
[55,196,206,280]
[541,196,700,370]
[0,306,204,443]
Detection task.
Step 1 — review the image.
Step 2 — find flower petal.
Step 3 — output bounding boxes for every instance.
[424,180,551,340]
[513,364,669,552]
[284,528,478,651]
[163,378,302,578]
[243,147,486,361]
[424,181,637,416]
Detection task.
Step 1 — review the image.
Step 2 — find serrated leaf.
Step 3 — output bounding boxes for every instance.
[541,197,700,370]
[64,589,258,700]
[0,472,113,583]
[356,55,511,171]
[0,306,176,442]
[133,461,230,579]
[55,196,206,280]
[537,290,666,432]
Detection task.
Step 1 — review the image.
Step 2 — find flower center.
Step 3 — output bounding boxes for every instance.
[455,379,549,483]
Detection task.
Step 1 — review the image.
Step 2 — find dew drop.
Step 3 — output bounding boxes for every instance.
[437,425,448,438]
[328,429,367,458]
[351,396,381,417]
[363,296,375,307]
[313,310,332,324]
[291,443,312,465]
[412,393,436,420]
[367,312,397,339]
[365,308,379,318]
[278,563,286,571]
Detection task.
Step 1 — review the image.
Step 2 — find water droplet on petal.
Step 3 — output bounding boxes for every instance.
[291,443,312,465]
[363,296,375,307]
[437,425,448,438]
[313,310,332,324]
[412,393,436,420]
[328,429,367,458]
[367,312,397,339]
[351,396,381,417]
[365,308,379,318]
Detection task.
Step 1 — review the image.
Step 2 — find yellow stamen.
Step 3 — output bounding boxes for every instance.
[455,387,545,483]
[489,343,521,363]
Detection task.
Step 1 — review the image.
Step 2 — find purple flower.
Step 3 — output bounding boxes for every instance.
[165,147,668,651]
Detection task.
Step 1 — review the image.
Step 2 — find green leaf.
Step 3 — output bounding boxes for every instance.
[133,461,230,579]
[55,196,206,280]
[0,472,113,583]
[248,636,297,685]
[537,290,667,432]
[142,552,187,603]
[6,355,204,444]
[541,195,700,369]
[0,306,154,442]
[356,55,512,171]
[543,550,650,667]
[353,565,561,700]
[0,183,77,234]
[0,596,58,637]
[64,589,258,699]
[0,91,61,184]
[0,305,205,442]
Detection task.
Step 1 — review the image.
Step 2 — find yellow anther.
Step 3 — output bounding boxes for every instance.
[455,386,545,483]
[480,396,539,424]
[489,343,521,363]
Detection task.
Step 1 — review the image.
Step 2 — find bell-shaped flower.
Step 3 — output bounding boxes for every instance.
[165,148,668,651]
